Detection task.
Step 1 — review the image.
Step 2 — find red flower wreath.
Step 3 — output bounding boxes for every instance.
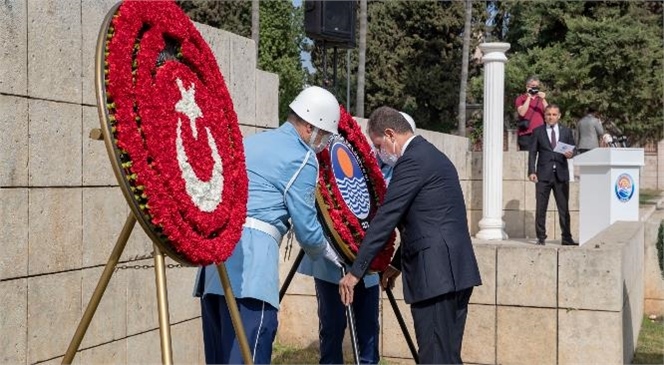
[103,0,247,266]
[316,107,396,272]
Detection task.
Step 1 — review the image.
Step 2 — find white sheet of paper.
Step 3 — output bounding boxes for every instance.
[553,141,575,154]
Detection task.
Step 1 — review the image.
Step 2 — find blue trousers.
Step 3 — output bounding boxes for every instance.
[201,294,278,364]
[314,278,380,364]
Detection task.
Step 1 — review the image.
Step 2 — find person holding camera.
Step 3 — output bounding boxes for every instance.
[515,75,548,150]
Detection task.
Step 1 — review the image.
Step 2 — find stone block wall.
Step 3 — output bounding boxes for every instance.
[469,151,580,241]
[644,209,664,316]
[0,2,278,364]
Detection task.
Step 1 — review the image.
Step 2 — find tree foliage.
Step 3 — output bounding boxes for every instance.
[310,1,486,133]
[178,0,307,121]
[474,1,663,144]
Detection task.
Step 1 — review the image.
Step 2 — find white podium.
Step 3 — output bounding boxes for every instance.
[574,148,644,245]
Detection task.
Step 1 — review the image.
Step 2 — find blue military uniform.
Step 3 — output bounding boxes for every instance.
[194,122,329,364]
[296,153,392,364]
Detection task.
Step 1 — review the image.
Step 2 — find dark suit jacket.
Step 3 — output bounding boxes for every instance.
[350,136,482,304]
[528,124,575,182]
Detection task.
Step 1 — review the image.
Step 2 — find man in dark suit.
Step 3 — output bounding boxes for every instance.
[339,106,482,364]
[528,104,577,245]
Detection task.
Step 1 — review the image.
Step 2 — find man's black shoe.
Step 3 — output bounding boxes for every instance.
[561,239,578,246]
[536,239,545,245]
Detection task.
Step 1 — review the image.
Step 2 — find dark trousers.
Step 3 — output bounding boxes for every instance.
[314,278,380,364]
[410,287,473,364]
[201,294,278,364]
[535,175,571,241]
[517,134,533,151]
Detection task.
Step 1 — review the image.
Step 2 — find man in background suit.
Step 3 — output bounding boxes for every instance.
[339,106,482,364]
[528,104,577,246]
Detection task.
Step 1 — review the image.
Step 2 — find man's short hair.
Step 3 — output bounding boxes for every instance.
[367,106,411,135]
[545,104,561,113]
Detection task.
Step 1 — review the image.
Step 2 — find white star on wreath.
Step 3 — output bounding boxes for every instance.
[174,78,224,212]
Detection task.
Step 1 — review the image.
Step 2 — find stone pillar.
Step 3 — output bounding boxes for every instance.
[476,43,510,241]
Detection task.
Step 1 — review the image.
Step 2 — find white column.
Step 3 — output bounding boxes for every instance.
[476,42,510,241]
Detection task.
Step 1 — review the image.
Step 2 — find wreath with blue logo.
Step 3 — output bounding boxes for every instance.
[316,107,396,272]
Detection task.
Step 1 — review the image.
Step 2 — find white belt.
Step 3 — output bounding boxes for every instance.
[244,217,282,243]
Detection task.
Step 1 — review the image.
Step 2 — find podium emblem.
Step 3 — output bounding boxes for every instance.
[614,173,635,202]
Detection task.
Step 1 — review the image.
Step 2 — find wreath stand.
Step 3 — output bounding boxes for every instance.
[280,248,419,364]
[61,3,252,364]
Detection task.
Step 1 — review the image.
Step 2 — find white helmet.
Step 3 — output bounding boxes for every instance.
[289,86,340,134]
[400,112,416,132]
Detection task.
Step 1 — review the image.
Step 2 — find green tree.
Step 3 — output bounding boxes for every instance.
[257,0,308,121]
[178,0,307,122]
[474,1,663,144]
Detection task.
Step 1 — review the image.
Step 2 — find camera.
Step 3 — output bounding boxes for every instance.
[527,87,539,95]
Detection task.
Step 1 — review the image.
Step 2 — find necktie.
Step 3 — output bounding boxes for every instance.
[550,127,557,149]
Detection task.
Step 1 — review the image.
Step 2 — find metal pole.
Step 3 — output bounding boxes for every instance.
[153,244,174,365]
[346,49,351,112]
[341,266,360,365]
[279,249,305,303]
[385,286,419,363]
[333,46,339,94]
[217,263,254,365]
[322,41,328,89]
[62,213,136,364]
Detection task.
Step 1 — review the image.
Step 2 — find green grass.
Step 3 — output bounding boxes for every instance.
[271,343,394,364]
[640,189,662,205]
[633,315,664,364]
[271,343,320,364]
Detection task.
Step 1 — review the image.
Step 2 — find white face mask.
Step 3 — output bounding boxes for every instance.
[378,136,399,167]
[308,127,332,154]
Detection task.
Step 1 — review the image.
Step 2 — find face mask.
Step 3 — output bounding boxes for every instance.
[308,127,332,154]
[378,136,399,167]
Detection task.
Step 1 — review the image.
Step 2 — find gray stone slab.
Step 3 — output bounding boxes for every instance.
[171,320,203,365]
[0,279,27,365]
[503,152,527,181]
[27,0,81,103]
[27,271,81,364]
[276,294,319,348]
[126,259,159,335]
[126,329,160,364]
[194,23,231,82]
[81,0,118,106]
[28,100,82,186]
[462,304,495,365]
[28,188,82,274]
[82,187,129,266]
[503,210,525,239]
[82,105,117,186]
[381,297,416,359]
[558,245,622,311]
[503,180,525,211]
[81,266,127,348]
[470,244,496,305]
[496,306,556,365]
[239,124,256,138]
[497,245,557,307]
[0,188,28,280]
[79,339,127,365]
[228,33,256,126]
[0,0,27,95]
[0,95,28,186]
[124,223,156,261]
[558,309,623,365]
[166,263,200,324]
[255,70,279,128]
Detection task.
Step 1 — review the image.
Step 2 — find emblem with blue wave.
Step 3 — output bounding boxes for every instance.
[330,140,371,220]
